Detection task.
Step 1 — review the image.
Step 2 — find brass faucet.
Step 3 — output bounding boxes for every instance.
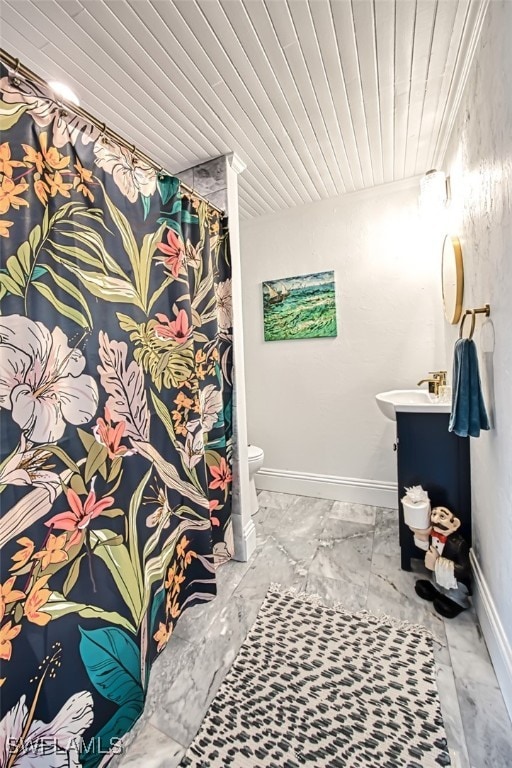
[417,370,447,396]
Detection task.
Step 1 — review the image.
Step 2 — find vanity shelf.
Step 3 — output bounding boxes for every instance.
[395,412,471,571]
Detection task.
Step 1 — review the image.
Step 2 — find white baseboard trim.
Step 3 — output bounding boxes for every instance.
[470,549,512,721]
[232,514,257,563]
[255,467,398,509]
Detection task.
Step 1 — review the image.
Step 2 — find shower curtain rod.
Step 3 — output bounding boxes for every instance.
[0,48,225,215]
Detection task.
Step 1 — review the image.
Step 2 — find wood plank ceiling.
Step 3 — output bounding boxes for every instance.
[1,0,484,219]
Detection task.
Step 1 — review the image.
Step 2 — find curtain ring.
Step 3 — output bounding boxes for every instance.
[11,58,21,85]
[99,122,109,144]
[459,310,476,340]
[129,144,136,163]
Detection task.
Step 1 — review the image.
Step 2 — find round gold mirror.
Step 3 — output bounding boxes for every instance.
[441,235,464,324]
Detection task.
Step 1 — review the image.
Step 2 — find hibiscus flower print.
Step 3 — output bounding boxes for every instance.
[23,575,52,626]
[33,533,68,570]
[93,406,134,459]
[33,178,50,205]
[93,139,156,202]
[22,145,45,174]
[144,486,172,529]
[155,229,186,277]
[25,132,70,172]
[215,278,233,330]
[0,577,25,623]
[176,429,204,470]
[46,170,73,198]
[46,485,115,547]
[184,239,201,269]
[0,621,21,662]
[154,621,172,652]
[0,142,24,178]
[187,384,223,434]
[0,315,98,444]
[154,308,192,344]
[0,175,29,215]
[208,457,232,492]
[9,538,35,573]
[0,435,61,501]
[73,158,94,201]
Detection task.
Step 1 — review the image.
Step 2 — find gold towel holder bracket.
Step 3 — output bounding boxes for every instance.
[459,304,491,340]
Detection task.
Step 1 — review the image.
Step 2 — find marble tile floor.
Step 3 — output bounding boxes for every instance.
[117,492,512,768]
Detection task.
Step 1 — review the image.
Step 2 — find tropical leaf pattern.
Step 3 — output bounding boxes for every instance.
[97,332,150,441]
[0,63,233,767]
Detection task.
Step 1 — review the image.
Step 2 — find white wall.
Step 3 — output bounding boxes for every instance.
[443,0,512,716]
[240,179,445,505]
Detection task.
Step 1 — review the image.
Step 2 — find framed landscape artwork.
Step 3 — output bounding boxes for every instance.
[262,270,337,341]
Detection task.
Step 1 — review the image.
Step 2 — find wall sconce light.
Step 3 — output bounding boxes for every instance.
[419,169,449,211]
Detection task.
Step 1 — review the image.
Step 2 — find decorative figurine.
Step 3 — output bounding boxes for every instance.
[408,505,472,619]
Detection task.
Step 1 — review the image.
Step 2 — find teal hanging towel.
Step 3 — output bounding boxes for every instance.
[449,338,490,437]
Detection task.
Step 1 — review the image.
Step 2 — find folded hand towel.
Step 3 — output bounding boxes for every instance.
[449,338,490,437]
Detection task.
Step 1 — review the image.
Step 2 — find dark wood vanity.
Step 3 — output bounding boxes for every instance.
[396,412,471,571]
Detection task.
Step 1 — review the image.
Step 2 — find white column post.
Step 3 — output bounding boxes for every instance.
[225,153,256,561]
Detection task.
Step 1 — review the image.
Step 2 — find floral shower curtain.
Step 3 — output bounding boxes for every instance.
[0,63,233,766]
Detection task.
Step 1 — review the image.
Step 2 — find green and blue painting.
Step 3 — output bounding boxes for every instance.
[262,270,337,341]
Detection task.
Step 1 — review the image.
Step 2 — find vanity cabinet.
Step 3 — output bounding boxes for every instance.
[395,412,471,571]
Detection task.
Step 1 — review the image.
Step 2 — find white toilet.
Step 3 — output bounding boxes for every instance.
[248,444,264,515]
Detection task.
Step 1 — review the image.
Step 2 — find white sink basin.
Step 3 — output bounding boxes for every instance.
[375,389,452,421]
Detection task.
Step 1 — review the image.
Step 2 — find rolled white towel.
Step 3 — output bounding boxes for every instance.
[434,556,458,590]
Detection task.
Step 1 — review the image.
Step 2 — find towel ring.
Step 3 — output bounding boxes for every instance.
[459,309,476,340]
[459,304,491,340]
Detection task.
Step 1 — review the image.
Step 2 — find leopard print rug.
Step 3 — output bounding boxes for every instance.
[180,585,451,768]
